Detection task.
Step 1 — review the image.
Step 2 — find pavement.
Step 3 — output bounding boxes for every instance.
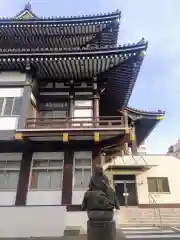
[57,227,180,239]
[120,226,180,239]
[5,227,180,239]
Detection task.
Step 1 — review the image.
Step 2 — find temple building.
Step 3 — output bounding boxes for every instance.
[1,3,180,238]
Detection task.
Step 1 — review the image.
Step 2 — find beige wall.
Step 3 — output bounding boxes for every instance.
[136,155,180,204]
[105,155,180,205]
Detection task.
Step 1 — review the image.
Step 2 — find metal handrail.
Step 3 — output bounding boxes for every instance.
[141,155,148,165]
[132,155,138,164]
[148,193,163,228]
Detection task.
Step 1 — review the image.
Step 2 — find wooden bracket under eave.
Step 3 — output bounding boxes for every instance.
[15,133,24,140]
[125,128,130,134]
[94,132,100,142]
[63,133,69,142]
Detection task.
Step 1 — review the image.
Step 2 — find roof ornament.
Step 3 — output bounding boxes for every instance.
[24,1,32,11]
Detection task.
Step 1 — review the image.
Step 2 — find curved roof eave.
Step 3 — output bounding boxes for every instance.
[125,106,165,118]
[0,41,148,56]
[125,106,165,146]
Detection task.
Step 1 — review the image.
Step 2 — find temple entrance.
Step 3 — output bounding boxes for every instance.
[114,175,138,206]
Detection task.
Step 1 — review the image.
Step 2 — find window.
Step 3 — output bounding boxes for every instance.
[147,177,170,193]
[0,155,21,190]
[73,100,93,126]
[0,97,22,116]
[74,100,92,108]
[73,152,92,189]
[30,152,64,190]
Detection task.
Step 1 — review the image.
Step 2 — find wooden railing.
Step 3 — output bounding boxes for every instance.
[26,116,124,129]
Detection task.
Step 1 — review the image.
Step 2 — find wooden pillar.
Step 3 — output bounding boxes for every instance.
[130,125,137,154]
[93,80,99,126]
[123,110,129,130]
[17,80,32,129]
[69,95,74,118]
[121,110,130,155]
[15,141,32,206]
[61,144,73,205]
[93,95,99,119]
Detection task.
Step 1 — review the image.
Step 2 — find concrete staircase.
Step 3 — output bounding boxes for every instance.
[116,207,180,227]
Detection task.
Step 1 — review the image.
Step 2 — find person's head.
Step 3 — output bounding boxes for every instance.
[94,164,103,176]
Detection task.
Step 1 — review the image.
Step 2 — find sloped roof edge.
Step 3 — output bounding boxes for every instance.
[125,106,165,117]
[4,7,121,21]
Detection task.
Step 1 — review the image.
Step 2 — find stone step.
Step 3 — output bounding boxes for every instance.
[120,219,180,222]
[118,225,161,228]
[120,217,180,220]
[121,228,180,239]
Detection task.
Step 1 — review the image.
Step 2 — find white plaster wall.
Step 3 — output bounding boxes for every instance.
[66,212,88,230]
[136,155,180,204]
[0,72,26,82]
[0,192,16,205]
[0,206,118,237]
[27,191,62,205]
[0,206,66,238]
[0,88,23,97]
[0,117,18,130]
[72,190,86,205]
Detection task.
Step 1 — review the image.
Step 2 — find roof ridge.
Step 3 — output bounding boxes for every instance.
[0,9,121,21]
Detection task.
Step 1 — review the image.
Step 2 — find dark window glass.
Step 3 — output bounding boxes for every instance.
[147,178,158,192]
[12,97,22,116]
[158,177,170,192]
[0,98,4,115]
[3,98,13,116]
[147,177,170,193]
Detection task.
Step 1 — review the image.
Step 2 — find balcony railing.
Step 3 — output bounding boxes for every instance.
[25,116,124,130]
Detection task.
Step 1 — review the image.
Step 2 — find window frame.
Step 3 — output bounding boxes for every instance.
[147,177,170,193]
[0,97,22,117]
[29,152,64,191]
[73,152,92,190]
[0,157,21,191]
[74,100,93,108]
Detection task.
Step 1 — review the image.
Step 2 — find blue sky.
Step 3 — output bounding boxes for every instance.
[0,0,179,153]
